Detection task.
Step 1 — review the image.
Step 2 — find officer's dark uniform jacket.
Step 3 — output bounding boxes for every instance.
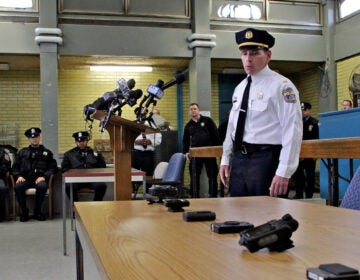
[0,150,11,180]
[12,145,57,181]
[183,115,220,153]
[61,147,106,172]
[303,116,319,140]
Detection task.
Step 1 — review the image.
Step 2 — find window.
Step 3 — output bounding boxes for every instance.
[339,0,360,19]
[213,0,264,20]
[0,0,35,10]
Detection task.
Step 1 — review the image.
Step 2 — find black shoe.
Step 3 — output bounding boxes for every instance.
[20,213,30,222]
[20,208,30,222]
[33,212,46,221]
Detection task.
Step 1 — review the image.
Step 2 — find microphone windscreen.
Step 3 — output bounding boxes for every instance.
[127,78,136,89]
[175,72,186,84]
[131,89,143,99]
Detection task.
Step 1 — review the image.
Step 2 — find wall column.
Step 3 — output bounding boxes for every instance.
[321,0,337,112]
[37,0,62,161]
[188,0,216,113]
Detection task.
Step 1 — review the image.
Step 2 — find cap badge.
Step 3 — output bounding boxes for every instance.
[245,31,253,39]
[31,128,35,134]
[79,132,82,137]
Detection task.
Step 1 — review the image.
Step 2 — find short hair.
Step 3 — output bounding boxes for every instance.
[342,99,353,107]
[189,103,199,108]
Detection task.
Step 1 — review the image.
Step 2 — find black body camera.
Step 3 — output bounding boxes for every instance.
[163,199,190,212]
[183,211,216,222]
[211,221,254,234]
[239,213,299,252]
[307,263,360,280]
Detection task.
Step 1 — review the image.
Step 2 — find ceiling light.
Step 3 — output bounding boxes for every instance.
[0,63,9,70]
[90,65,153,72]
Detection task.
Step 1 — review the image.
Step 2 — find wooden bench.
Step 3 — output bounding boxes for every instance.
[190,137,360,206]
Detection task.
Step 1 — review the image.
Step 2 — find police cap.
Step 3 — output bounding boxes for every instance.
[24,127,41,138]
[235,28,275,50]
[301,102,312,110]
[72,131,90,142]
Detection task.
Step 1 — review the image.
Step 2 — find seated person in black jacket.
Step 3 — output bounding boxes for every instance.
[12,127,58,222]
[61,131,107,201]
[0,148,11,222]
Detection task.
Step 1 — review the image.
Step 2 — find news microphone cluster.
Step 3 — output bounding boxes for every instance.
[135,72,185,125]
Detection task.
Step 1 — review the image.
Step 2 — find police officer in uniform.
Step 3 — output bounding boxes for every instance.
[62,131,107,201]
[293,102,319,199]
[0,147,11,222]
[219,28,303,197]
[12,127,58,222]
[183,103,221,198]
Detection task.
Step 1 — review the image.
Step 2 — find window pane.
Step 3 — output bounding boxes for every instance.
[339,0,360,18]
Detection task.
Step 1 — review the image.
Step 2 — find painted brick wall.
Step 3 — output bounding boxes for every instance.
[337,54,360,109]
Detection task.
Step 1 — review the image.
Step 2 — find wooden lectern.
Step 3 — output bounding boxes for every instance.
[92,111,158,200]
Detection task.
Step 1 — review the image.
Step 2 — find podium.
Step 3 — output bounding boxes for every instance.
[92,111,158,200]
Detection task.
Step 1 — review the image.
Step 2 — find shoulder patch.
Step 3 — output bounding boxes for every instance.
[282,87,297,103]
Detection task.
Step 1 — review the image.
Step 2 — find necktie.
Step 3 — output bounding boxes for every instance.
[142,133,147,149]
[234,76,252,153]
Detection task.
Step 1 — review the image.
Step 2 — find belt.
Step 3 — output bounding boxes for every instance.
[133,149,154,153]
[237,142,282,155]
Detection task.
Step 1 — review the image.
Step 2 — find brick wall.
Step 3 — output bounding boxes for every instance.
[337,54,360,109]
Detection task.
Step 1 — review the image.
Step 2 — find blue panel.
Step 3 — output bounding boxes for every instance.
[318,107,360,199]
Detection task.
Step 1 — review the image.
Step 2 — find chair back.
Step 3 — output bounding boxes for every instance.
[340,166,360,210]
[153,162,168,179]
[162,153,185,182]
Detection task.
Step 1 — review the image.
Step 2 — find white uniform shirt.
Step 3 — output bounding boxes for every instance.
[221,65,303,178]
[133,121,162,151]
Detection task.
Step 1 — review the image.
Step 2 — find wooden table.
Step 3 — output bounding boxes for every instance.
[74,197,360,279]
[189,137,360,205]
[62,168,146,256]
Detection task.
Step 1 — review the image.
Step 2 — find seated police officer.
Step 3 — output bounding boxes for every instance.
[0,148,11,222]
[61,131,107,201]
[12,127,58,222]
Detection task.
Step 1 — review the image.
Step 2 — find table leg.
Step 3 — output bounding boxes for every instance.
[75,230,84,280]
[142,175,146,200]
[333,159,339,207]
[192,158,198,198]
[62,177,67,256]
[71,183,74,231]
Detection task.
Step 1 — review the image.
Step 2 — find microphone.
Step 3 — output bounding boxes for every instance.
[134,72,186,122]
[161,72,186,91]
[127,89,143,107]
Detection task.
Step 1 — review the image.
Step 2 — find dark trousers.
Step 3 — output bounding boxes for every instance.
[189,157,219,198]
[293,158,316,199]
[229,147,281,197]
[132,150,155,176]
[14,180,48,214]
[65,182,107,202]
[0,180,8,220]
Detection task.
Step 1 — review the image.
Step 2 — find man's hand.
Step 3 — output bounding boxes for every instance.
[269,175,289,197]
[16,176,25,183]
[219,165,230,187]
[35,177,45,184]
[185,152,191,161]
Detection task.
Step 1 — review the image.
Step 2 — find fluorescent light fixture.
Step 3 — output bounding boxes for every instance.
[0,63,9,70]
[90,65,153,72]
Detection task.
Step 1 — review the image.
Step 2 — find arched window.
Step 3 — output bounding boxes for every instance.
[339,0,360,19]
[216,1,263,20]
